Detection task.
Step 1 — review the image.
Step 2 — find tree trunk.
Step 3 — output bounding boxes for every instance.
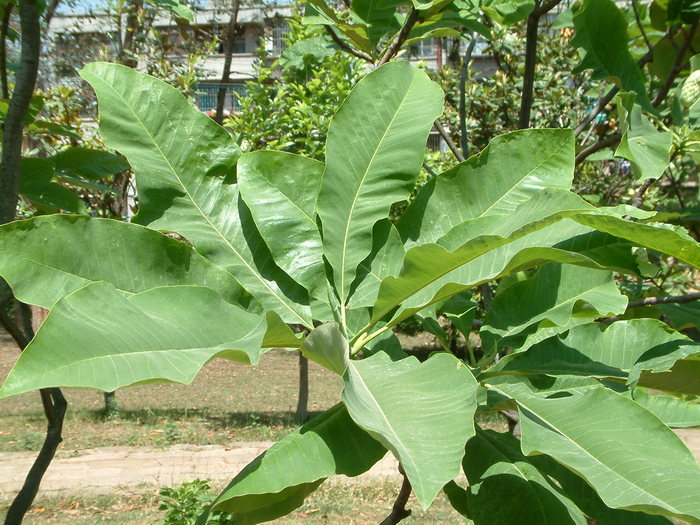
[0,0,41,225]
[215,0,241,125]
[296,353,309,423]
[120,0,144,68]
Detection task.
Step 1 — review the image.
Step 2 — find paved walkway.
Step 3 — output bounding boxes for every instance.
[1,430,699,496]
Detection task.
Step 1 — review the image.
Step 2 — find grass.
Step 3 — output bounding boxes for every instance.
[0,331,344,451]
[0,480,471,524]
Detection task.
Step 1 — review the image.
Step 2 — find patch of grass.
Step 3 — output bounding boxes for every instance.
[0,342,344,451]
[0,487,161,524]
[0,480,471,525]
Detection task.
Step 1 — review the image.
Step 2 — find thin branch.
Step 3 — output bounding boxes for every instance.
[434,119,465,162]
[377,8,420,67]
[324,26,374,63]
[575,132,621,164]
[632,0,652,53]
[574,86,619,136]
[0,2,13,100]
[459,33,477,158]
[215,0,241,125]
[518,5,541,129]
[632,177,655,209]
[534,0,563,16]
[652,21,698,107]
[628,292,700,309]
[379,465,413,525]
[665,166,685,208]
[422,162,438,178]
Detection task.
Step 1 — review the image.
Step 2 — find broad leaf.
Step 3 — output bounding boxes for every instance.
[485,319,693,381]
[347,219,405,308]
[0,215,247,309]
[237,151,325,298]
[19,158,84,213]
[342,351,477,507]
[481,264,628,352]
[80,63,312,326]
[203,404,386,524]
[451,0,535,25]
[299,323,350,375]
[614,93,673,181]
[398,129,575,247]
[351,0,401,48]
[531,454,676,525]
[52,147,130,180]
[633,388,700,428]
[0,283,267,398]
[461,429,588,525]
[572,0,652,111]
[493,383,700,523]
[316,61,443,303]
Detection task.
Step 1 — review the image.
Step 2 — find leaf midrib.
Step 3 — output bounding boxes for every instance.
[96,74,308,326]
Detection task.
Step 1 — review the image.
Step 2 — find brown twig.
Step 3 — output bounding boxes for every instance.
[324,26,374,63]
[632,177,655,209]
[377,8,420,67]
[379,465,413,525]
[652,22,698,107]
[628,292,700,309]
[459,34,477,158]
[434,119,465,162]
[574,86,619,137]
[575,132,621,165]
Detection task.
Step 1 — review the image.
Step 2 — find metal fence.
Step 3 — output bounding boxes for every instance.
[195,82,248,114]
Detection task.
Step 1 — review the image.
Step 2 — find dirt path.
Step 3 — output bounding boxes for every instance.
[2,430,699,496]
[0,442,402,495]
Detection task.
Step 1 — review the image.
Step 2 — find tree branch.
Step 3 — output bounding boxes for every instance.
[632,177,655,209]
[518,6,540,129]
[215,0,241,125]
[379,465,413,525]
[652,21,698,107]
[628,292,700,309]
[574,86,619,137]
[459,33,477,158]
[632,0,652,53]
[325,26,374,63]
[435,119,465,162]
[377,8,420,67]
[575,132,621,165]
[0,2,13,100]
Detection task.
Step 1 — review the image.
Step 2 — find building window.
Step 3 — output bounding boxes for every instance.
[411,38,438,58]
[215,25,247,54]
[195,82,248,114]
[270,20,289,56]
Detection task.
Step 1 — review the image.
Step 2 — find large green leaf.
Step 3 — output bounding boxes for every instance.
[0,283,267,398]
[614,93,673,181]
[341,351,477,507]
[79,63,312,326]
[299,323,350,375]
[572,215,700,269]
[460,429,588,525]
[485,319,693,381]
[530,454,676,525]
[632,388,700,428]
[202,404,386,525]
[19,158,85,213]
[493,383,700,523]
[398,129,575,247]
[482,264,628,352]
[351,0,401,48]
[347,219,405,308]
[316,61,443,304]
[451,0,535,25]
[371,189,604,326]
[237,151,325,298]
[0,215,247,309]
[52,147,130,180]
[572,0,652,110]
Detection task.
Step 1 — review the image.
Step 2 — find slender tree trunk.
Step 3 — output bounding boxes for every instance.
[459,34,477,158]
[296,353,309,422]
[518,5,540,130]
[0,2,13,100]
[0,0,41,225]
[215,0,241,125]
[120,0,144,68]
